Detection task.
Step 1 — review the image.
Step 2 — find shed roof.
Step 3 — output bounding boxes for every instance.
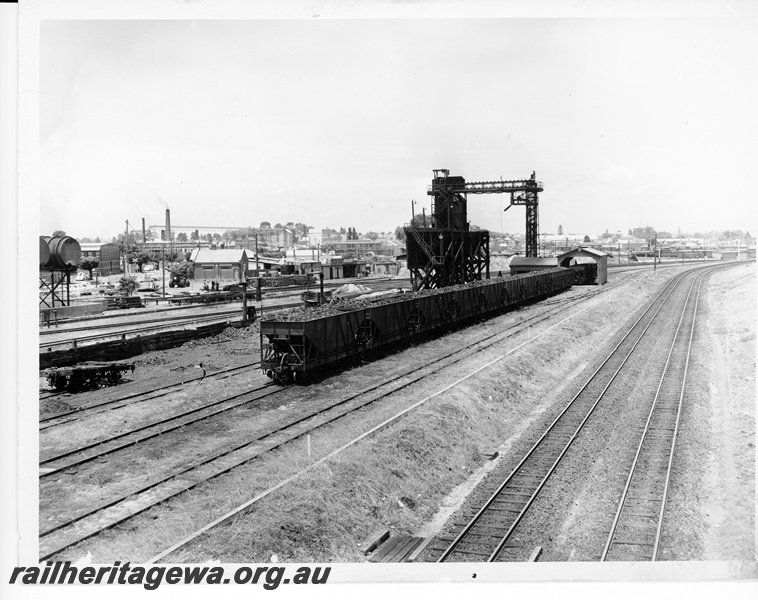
[557,247,609,260]
[190,248,249,263]
[509,257,558,267]
[80,242,112,251]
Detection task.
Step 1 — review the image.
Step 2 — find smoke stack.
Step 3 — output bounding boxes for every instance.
[165,209,171,243]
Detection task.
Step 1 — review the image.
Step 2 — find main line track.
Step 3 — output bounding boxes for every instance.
[600,271,704,561]
[429,263,727,562]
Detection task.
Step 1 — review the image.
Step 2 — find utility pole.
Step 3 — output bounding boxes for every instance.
[161,243,166,297]
[123,220,129,275]
[653,233,658,272]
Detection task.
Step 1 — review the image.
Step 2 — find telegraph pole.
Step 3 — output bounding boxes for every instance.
[653,233,658,272]
[123,220,129,275]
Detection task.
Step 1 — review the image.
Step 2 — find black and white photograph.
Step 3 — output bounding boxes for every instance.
[3,0,757,594]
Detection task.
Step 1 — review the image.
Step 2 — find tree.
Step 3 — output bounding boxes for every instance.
[583,235,592,243]
[212,233,222,240]
[260,221,271,229]
[366,231,379,240]
[411,214,433,228]
[177,232,188,242]
[558,224,564,235]
[132,252,153,273]
[274,223,283,229]
[205,233,214,242]
[78,257,99,279]
[118,276,138,296]
[631,226,656,240]
[394,226,405,242]
[190,230,199,241]
[52,230,66,237]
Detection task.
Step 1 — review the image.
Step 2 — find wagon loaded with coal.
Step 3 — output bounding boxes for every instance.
[260,268,574,383]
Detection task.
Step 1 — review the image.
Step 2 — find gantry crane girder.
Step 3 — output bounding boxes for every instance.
[427,168,543,257]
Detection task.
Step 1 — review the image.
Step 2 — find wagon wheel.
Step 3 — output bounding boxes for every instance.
[50,374,66,391]
[68,372,84,391]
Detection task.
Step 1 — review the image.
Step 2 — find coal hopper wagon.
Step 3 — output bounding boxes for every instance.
[260,268,574,383]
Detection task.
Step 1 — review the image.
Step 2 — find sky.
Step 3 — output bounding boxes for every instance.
[38,12,758,241]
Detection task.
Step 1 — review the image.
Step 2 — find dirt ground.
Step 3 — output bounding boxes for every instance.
[667,263,755,560]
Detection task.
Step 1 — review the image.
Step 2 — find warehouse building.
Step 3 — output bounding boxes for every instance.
[79,242,121,276]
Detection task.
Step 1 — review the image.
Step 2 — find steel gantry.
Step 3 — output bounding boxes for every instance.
[404,169,542,290]
[430,168,543,257]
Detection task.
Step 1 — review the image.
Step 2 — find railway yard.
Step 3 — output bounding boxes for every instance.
[37,262,755,565]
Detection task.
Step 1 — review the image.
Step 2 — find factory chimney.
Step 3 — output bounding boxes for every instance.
[165,209,172,244]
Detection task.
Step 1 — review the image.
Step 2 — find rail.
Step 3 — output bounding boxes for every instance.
[600,270,704,561]
[433,264,724,562]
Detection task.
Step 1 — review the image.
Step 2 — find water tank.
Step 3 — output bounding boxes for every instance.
[42,236,82,270]
[39,236,50,267]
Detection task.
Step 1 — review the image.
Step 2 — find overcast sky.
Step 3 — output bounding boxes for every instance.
[39,15,757,240]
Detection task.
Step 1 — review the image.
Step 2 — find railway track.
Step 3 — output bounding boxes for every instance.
[428,262,725,562]
[600,271,704,561]
[39,311,257,350]
[40,281,616,561]
[39,361,259,430]
[39,307,243,337]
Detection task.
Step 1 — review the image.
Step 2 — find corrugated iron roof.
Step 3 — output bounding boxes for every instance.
[557,247,608,259]
[190,249,249,263]
[509,257,558,267]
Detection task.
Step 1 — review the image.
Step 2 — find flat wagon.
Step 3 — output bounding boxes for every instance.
[45,361,135,391]
[260,268,573,383]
